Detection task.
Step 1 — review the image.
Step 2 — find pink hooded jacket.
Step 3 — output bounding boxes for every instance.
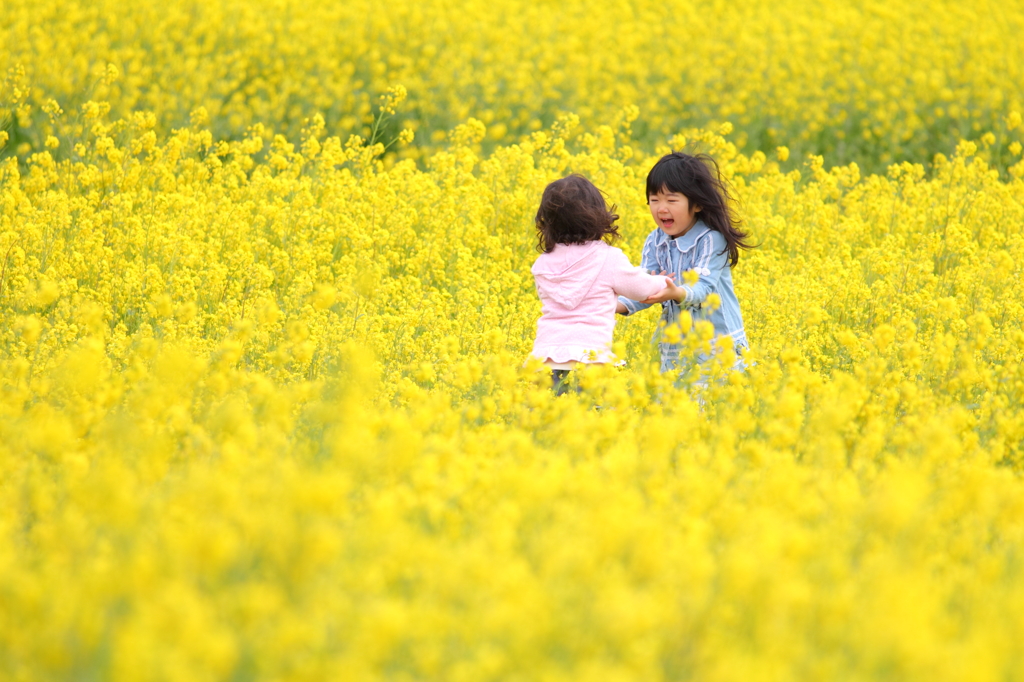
[531,240,668,364]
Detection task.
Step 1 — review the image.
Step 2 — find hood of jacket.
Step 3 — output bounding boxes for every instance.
[531,241,610,310]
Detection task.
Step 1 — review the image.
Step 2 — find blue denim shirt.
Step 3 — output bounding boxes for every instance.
[618,221,748,372]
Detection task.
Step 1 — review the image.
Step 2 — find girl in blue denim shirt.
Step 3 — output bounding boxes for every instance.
[616,152,753,375]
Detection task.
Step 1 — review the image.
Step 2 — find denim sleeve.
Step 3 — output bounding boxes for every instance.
[619,294,655,316]
[618,232,659,316]
[680,232,728,307]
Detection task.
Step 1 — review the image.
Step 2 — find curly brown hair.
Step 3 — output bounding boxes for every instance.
[535,175,621,253]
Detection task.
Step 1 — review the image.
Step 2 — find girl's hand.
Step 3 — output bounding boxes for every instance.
[642,276,684,304]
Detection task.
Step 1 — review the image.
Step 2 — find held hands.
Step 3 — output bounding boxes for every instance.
[642,271,685,304]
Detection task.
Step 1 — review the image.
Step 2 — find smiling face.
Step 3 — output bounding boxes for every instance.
[648,189,701,238]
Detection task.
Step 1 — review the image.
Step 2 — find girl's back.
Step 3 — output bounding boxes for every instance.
[532,240,665,364]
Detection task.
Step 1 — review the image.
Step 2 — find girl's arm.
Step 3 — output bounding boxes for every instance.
[616,233,659,316]
[609,249,670,302]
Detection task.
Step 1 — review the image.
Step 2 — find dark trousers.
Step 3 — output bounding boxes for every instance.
[551,369,576,396]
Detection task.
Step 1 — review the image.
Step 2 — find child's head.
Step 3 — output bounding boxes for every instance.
[535,174,621,253]
[646,152,752,266]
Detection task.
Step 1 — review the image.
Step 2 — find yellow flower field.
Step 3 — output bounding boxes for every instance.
[2,0,1024,680]
[3,0,1024,171]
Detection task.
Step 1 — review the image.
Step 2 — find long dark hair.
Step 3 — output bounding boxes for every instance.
[645,152,753,266]
[535,174,621,253]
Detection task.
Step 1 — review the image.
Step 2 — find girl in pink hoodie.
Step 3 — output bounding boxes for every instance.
[531,175,671,394]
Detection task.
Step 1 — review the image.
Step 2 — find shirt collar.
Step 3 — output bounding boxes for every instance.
[652,220,711,254]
